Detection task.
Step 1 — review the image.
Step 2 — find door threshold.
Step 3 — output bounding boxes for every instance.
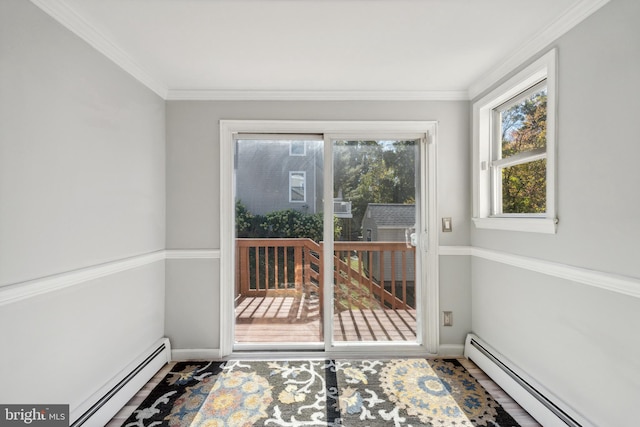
[226,347,434,361]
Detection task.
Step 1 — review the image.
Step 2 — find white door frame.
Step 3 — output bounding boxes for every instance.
[219,120,439,357]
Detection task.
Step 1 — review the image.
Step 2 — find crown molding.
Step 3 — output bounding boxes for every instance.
[29,0,168,99]
[27,0,468,103]
[468,0,611,99]
[30,0,610,102]
[166,89,470,101]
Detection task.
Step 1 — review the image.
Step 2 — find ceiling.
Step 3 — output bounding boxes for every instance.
[32,0,608,100]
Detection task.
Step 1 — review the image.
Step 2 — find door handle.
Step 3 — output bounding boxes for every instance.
[405,228,418,247]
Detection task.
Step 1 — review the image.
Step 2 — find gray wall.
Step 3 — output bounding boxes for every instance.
[0,0,165,412]
[166,100,471,349]
[470,0,640,424]
[8,0,633,422]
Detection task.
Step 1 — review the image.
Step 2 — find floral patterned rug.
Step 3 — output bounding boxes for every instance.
[122,359,520,426]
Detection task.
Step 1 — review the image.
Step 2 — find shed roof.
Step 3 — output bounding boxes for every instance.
[363,203,415,228]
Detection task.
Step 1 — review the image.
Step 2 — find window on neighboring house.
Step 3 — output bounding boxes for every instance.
[473,49,557,233]
[289,171,306,202]
[290,140,306,156]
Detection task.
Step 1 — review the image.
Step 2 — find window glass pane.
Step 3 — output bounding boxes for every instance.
[332,139,420,343]
[290,141,306,156]
[290,172,305,201]
[234,139,323,345]
[499,87,547,159]
[501,158,546,214]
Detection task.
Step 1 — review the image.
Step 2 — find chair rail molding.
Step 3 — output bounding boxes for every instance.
[0,249,221,306]
[0,251,166,306]
[3,245,636,306]
[165,249,220,259]
[439,245,640,299]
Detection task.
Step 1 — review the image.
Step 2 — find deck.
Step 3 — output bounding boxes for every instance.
[235,296,417,343]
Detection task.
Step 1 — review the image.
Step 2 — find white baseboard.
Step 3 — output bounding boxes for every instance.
[464,334,593,427]
[170,347,463,360]
[437,344,465,357]
[172,348,222,361]
[71,338,171,427]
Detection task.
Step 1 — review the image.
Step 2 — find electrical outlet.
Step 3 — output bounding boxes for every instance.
[443,311,453,326]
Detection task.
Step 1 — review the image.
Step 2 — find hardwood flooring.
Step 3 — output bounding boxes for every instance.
[107,358,540,426]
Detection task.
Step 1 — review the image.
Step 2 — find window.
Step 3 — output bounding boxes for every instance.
[290,140,306,156]
[473,49,557,233]
[289,171,306,202]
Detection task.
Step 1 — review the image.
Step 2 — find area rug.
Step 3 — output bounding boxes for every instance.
[122,359,520,426]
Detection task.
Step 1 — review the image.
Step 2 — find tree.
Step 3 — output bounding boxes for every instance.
[333,140,416,238]
[501,90,547,214]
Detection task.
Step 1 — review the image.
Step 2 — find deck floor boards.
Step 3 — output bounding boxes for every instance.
[235,296,417,343]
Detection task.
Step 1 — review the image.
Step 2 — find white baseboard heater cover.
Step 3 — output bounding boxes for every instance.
[71,338,171,427]
[464,334,593,427]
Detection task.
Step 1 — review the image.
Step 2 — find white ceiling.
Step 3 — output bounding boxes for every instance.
[32,0,609,100]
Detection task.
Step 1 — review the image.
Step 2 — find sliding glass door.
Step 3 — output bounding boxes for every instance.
[330,139,421,345]
[234,136,325,349]
[222,121,437,355]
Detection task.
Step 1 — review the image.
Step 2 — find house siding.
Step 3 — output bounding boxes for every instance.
[235,139,323,215]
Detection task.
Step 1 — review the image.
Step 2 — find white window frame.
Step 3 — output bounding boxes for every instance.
[472,49,558,234]
[289,171,306,202]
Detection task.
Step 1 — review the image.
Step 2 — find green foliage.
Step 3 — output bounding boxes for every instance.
[236,201,341,241]
[333,140,416,238]
[502,159,547,213]
[235,200,255,237]
[500,90,547,213]
[262,209,325,241]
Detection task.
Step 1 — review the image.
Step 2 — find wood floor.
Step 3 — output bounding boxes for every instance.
[107,358,541,426]
[235,296,417,343]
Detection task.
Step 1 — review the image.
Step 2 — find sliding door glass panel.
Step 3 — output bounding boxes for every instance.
[332,139,420,343]
[234,138,324,346]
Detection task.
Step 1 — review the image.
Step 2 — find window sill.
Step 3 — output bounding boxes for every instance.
[472,217,557,234]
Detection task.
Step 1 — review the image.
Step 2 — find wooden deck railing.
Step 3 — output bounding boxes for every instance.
[235,238,416,312]
[236,238,321,296]
[333,241,414,311]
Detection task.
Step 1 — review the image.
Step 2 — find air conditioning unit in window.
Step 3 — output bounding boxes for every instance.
[334,201,352,218]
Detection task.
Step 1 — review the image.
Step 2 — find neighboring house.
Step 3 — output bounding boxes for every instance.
[361,203,416,285]
[235,139,323,215]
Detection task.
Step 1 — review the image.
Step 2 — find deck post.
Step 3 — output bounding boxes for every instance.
[294,245,303,292]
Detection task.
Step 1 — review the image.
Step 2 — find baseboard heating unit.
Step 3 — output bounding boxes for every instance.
[464,334,593,427]
[70,338,171,427]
